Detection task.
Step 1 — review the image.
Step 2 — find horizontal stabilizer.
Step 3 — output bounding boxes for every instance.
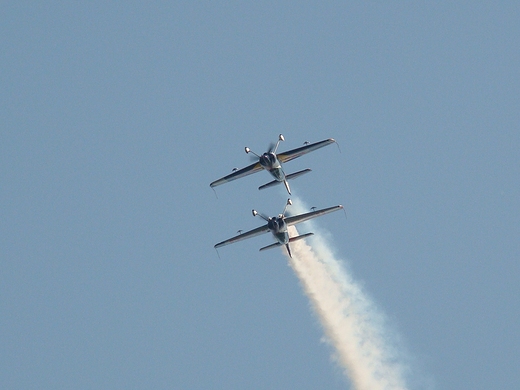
[289,232,314,242]
[285,168,311,180]
[258,169,312,191]
[258,179,281,191]
[259,242,283,251]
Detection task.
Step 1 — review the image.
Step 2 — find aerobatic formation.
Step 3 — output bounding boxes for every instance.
[211,136,412,389]
[211,134,342,257]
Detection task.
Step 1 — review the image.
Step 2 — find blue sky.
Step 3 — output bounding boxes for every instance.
[1,2,519,389]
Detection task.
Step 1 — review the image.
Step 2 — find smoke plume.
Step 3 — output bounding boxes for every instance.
[285,201,410,389]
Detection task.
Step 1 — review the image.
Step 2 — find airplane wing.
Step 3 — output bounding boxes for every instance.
[277,138,336,163]
[210,161,263,188]
[284,205,343,226]
[214,224,270,248]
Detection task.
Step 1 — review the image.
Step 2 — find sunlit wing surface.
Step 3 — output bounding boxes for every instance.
[285,205,343,226]
[277,138,336,163]
[214,224,270,248]
[210,161,263,188]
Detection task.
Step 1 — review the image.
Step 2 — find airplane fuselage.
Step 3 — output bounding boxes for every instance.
[267,215,289,244]
[259,152,285,182]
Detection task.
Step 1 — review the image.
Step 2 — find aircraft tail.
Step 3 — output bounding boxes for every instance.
[258,180,282,191]
[259,242,283,251]
[284,233,315,258]
[258,179,292,194]
[289,232,314,242]
[258,169,312,192]
[258,233,314,258]
[286,168,312,181]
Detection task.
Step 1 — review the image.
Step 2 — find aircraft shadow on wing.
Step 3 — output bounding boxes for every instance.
[210,134,337,195]
[214,199,343,258]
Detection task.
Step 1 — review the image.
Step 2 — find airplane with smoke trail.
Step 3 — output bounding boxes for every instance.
[214,199,343,258]
[210,134,337,194]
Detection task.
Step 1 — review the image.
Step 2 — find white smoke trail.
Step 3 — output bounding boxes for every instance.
[285,200,410,390]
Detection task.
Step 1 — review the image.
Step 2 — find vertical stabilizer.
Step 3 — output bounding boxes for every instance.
[283,180,291,195]
[285,243,292,258]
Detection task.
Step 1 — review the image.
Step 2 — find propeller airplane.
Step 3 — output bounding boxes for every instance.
[210,134,337,195]
[214,199,343,258]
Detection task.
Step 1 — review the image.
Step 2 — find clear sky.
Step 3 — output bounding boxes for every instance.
[1,2,519,389]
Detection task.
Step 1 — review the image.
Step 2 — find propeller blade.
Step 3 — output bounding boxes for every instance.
[252,209,270,222]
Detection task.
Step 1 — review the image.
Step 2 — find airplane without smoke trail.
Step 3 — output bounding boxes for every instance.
[214,199,343,258]
[210,134,337,195]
